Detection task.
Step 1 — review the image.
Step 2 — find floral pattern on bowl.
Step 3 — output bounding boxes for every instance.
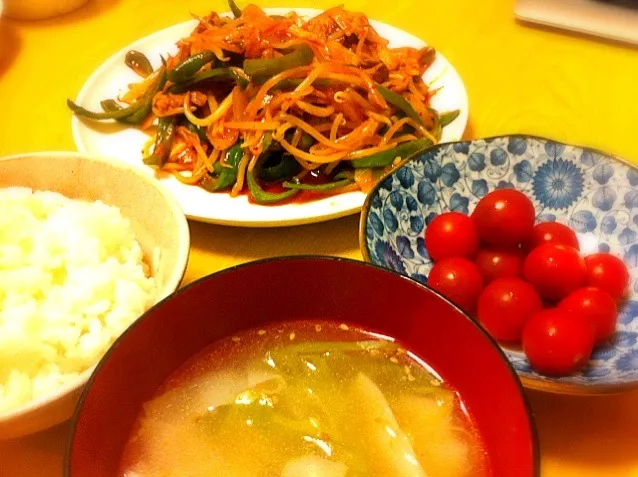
[361,135,638,393]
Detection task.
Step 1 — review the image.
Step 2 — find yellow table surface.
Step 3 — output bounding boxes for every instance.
[1,0,638,475]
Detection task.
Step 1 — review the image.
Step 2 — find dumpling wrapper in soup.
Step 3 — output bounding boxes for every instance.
[349,373,427,477]
[281,456,348,477]
[393,394,471,477]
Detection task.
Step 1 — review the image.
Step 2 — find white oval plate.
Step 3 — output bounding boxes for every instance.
[72,8,468,227]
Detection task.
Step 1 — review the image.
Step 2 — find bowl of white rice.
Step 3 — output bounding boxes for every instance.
[0,151,190,439]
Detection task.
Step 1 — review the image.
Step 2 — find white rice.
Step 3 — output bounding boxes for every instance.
[0,187,158,412]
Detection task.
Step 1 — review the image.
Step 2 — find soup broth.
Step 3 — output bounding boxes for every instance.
[120,321,490,476]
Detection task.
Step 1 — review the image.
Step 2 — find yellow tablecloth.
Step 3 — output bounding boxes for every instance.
[1,0,638,475]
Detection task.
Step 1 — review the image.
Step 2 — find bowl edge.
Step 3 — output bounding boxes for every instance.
[0,151,190,432]
[64,255,540,477]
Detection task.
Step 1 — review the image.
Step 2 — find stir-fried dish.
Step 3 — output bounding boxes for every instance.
[68,1,460,204]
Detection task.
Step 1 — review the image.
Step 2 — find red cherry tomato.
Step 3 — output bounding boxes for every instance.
[428,257,483,313]
[474,246,525,284]
[471,189,536,246]
[523,244,586,301]
[524,222,580,251]
[584,253,630,302]
[522,308,594,376]
[477,278,543,343]
[425,212,479,261]
[559,287,618,344]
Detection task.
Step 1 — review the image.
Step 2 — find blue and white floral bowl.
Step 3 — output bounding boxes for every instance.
[360,135,638,394]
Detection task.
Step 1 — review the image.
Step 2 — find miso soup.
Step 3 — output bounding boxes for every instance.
[120,321,490,476]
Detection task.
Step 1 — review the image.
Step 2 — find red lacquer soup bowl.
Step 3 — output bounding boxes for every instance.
[65,256,539,476]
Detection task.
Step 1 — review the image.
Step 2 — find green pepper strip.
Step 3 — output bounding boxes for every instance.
[143,116,176,167]
[199,174,218,192]
[244,45,314,79]
[228,68,250,88]
[68,68,165,122]
[297,133,314,151]
[283,178,354,192]
[376,84,424,126]
[257,133,304,182]
[214,143,244,191]
[125,50,153,77]
[261,131,273,151]
[334,171,354,180]
[247,171,299,204]
[120,66,167,125]
[168,67,248,93]
[67,98,138,120]
[186,122,208,144]
[167,50,215,83]
[259,154,300,182]
[228,0,242,18]
[429,107,442,141]
[351,138,433,169]
[100,99,123,113]
[439,109,460,128]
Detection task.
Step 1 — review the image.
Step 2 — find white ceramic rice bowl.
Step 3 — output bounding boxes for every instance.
[0,151,190,438]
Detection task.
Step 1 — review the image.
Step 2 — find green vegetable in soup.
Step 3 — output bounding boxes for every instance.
[119,326,483,477]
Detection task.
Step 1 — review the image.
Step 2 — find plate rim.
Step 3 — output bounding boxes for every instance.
[71,8,469,227]
[359,133,638,394]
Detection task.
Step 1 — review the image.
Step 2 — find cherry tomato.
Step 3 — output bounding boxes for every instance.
[559,287,618,344]
[428,257,483,313]
[425,212,479,261]
[584,253,630,302]
[471,189,536,246]
[523,243,586,301]
[522,308,594,376]
[477,278,543,343]
[474,246,525,284]
[523,222,580,251]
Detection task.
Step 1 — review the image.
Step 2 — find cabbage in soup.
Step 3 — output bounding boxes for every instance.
[120,321,489,476]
